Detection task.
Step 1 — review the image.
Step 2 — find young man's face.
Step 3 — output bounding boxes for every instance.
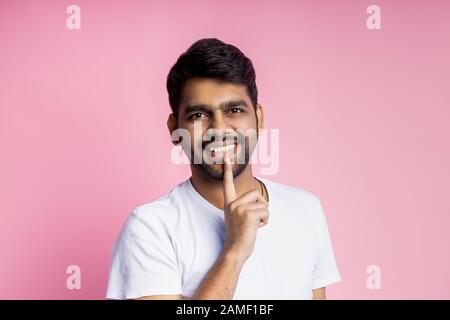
[169,77,263,180]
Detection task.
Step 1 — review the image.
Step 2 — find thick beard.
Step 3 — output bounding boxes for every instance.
[195,159,248,181]
[192,142,251,181]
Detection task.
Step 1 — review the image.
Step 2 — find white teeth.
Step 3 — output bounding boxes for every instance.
[210,144,235,153]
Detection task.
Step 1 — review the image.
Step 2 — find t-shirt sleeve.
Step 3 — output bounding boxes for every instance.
[106,208,182,299]
[311,196,342,289]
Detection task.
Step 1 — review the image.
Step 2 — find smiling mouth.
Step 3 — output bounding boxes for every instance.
[206,142,238,156]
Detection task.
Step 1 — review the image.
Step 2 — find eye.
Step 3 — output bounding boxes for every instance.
[229,107,243,114]
[190,112,207,120]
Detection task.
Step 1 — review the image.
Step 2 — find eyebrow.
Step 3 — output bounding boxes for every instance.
[184,99,249,115]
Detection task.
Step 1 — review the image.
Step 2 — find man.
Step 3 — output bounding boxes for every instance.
[106,38,341,300]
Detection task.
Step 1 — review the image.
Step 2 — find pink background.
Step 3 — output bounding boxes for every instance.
[1,0,449,299]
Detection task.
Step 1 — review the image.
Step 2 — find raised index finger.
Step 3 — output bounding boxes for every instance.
[223,154,236,204]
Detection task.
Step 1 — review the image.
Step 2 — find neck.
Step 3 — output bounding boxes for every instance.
[190,164,261,210]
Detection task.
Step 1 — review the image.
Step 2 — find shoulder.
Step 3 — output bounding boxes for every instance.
[260,177,322,208]
[260,178,333,245]
[259,177,327,227]
[119,180,188,238]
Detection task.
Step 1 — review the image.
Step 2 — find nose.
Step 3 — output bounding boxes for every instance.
[210,111,228,131]
[209,112,233,133]
[207,112,235,142]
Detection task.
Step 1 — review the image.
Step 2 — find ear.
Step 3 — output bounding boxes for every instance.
[255,103,265,131]
[167,113,179,146]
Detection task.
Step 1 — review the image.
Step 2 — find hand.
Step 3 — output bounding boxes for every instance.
[221,153,270,262]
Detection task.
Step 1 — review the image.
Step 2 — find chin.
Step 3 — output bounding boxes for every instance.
[197,162,248,181]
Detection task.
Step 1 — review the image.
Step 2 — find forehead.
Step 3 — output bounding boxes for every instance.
[179,78,251,112]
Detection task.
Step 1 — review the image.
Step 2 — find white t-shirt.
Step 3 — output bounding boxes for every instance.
[106,177,341,299]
